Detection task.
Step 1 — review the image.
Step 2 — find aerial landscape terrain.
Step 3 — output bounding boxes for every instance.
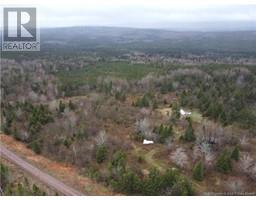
[1,26,256,196]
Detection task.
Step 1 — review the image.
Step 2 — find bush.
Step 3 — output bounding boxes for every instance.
[192,161,204,181]
[96,145,107,163]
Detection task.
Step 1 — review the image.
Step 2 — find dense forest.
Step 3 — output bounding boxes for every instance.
[1,28,256,195]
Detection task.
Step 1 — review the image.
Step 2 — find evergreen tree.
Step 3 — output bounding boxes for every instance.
[216,149,232,173]
[29,140,42,154]
[68,100,75,110]
[58,100,65,113]
[171,177,194,196]
[171,102,180,122]
[153,100,158,109]
[143,168,162,195]
[219,110,227,126]
[231,146,240,161]
[0,163,9,189]
[182,118,195,141]
[192,161,204,181]
[110,150,126,174]
[96,145,107,163]
[112,170,141,194]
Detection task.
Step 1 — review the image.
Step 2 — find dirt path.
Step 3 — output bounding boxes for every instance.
[0,143,84,196]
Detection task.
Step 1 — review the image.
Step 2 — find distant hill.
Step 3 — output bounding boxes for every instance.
[2,26,256,58]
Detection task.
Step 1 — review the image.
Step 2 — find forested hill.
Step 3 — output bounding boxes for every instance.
[2,27,256,58]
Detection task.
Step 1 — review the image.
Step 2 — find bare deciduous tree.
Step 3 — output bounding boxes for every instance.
[239,136,249,147]
[239,153,254,173]
[135,118,156,140]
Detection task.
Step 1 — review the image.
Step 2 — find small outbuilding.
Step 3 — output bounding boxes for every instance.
[143,139,154,145]
[180,109,191,117]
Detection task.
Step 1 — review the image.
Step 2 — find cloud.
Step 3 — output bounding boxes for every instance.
[2,0,256,29]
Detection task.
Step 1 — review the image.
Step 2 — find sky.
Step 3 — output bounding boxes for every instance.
[1,0,256,30]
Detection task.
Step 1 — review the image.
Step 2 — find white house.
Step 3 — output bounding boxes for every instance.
[143,139,154,145]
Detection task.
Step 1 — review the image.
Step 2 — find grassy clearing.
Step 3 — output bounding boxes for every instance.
[190,110,203,123]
